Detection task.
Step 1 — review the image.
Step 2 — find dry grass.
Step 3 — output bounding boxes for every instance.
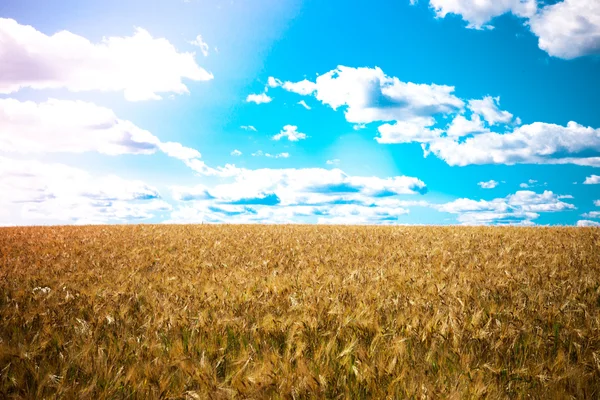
[1,225,599,399]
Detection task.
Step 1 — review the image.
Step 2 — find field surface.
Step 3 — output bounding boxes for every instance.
[1,225,600,399]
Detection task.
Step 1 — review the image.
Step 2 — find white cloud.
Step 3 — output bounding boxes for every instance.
[419,0,600,59]
[376,118,442,143]
[171,184,214,202]
[0,156,170,225]
[189,34,209,56]
[246,93,272,104]
[231,149,242,156]
[167,184,574,225]
[442,97,512,140]
[298,100,311,110]
[158,142,201,160]
[436,190,575,225]
[519,179,545,189]
[173,167,427,205]
[594,200,600,207]
[326,159,340,165]
[252,150,289,158]
[282,79,318,95]
[316,204,410,225]
[166,201,417,225]
[241,125,257,131]
[478,180,498,189]
[0,98,201,160]
[577,220,600,227]
[267,77,282,88]
[274,66,463,125]
[272,125,307,142]
[520,179,535,188]
[0,18,212,101]
[528,0,600,59]
[582,211,600,218]
[274,66,600,167]
[508,190,574,212]
[584,175,600,184]
[426,121,600,167]
[267,76,317,95]
[167,165,428,224]
[446,114,489,138]
[182,159,239,177]
[427,0,536,29]
[468,96,514,125]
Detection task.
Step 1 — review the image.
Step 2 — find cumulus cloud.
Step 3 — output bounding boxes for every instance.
[273,66,600,167]
[468,96,514,125]
[246,93,272,104]
[0,98,201,160]
[582,211,600,218]
[274,66,463,125]
[282,79,318,95]
[416,0,600,59]
[577,220,600,227]
[326,159,340,165]
[272,125,307,141]
[478,180,498,189]
[446,114,489,138]
[528,0,600,59]
[376,118,442,144]
[427,0,536,29]
[425,121,600,167]
[584,175,600,184]
[0,18,212,101]
[0,156,170,225]
[595,200,600,206]
[436,190,575,225]
[241,125,257,131]
[231,149,242,156]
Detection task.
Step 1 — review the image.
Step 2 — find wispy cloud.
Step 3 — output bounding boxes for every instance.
[189,34,209,56]
[298,100,311,110]
[252,150,289,158]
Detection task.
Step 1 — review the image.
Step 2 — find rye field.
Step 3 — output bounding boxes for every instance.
[0,225,599,399]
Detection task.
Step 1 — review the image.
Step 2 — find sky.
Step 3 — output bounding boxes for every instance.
[1,0,599,226]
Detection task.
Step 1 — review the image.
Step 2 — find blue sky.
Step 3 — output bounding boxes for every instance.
[1,0,599,225]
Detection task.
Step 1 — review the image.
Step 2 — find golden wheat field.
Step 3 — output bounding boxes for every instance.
[1,225,600,399]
